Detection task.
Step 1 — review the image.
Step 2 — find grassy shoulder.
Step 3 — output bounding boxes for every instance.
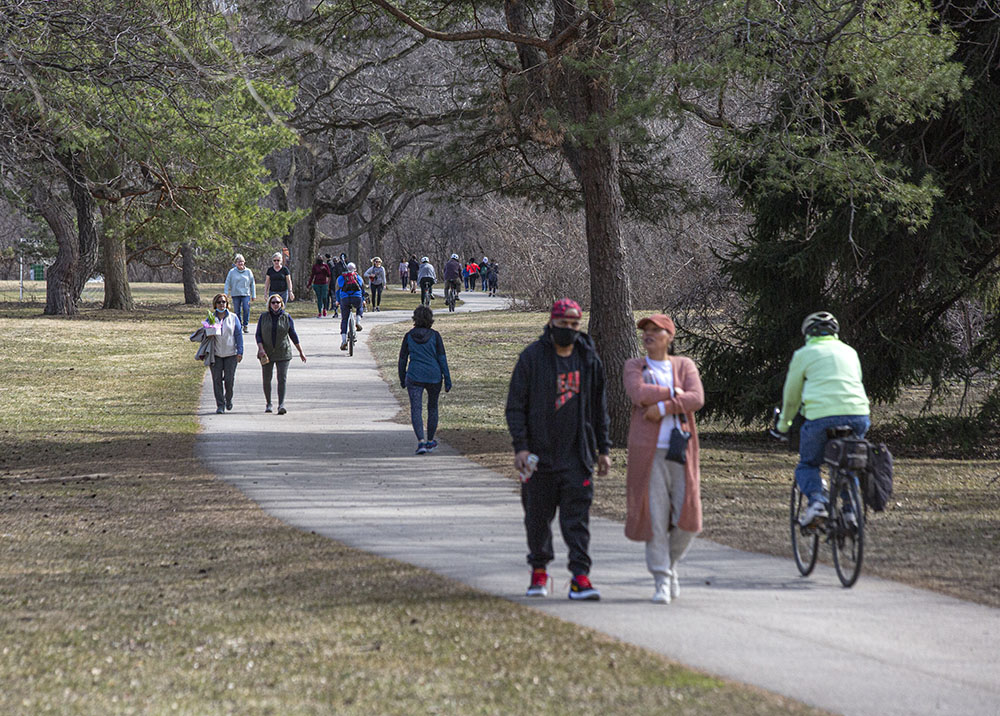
[370,311,1000,608]
[0,286,819,715]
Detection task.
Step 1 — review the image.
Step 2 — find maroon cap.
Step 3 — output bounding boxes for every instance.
[550,298,582,320]
[637,314,676,338]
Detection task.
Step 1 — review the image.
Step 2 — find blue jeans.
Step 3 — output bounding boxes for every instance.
[231,295,251,330]
[339,295,363,334]
[406,377,441,442]
[796,415,871,504]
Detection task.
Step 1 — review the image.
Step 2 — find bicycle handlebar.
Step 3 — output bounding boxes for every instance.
[768,407,789,442]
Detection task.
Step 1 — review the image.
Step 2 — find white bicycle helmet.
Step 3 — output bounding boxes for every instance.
[801,311,839,337]
[451,253,459,260]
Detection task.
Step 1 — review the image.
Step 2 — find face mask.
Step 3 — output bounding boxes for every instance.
[550,325,579,347]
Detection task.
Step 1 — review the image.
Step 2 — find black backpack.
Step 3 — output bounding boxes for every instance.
[863,442,894,512]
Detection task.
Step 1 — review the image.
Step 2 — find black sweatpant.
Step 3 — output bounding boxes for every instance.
[521,468,593,577]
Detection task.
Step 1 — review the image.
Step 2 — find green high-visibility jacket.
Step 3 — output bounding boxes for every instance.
[778,335,870,432]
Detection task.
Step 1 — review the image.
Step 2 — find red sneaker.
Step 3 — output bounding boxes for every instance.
[569,574,600,601]
[525,568,550,597]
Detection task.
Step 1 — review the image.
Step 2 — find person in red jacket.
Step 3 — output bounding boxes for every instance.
[306,256,333,318]
[465,258,480,291]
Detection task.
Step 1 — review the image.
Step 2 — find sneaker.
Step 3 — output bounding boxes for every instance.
[265,404,273,413]
[356,323,363,331]
[242,326,248,333]
[375,306,380,312]
[526,568,550,597]
[843,510,858,531]
[800,501,829,526]
[322,309,327,317]
[215,407,225,414]
[569,574,600,601]
[415,442,427,455]
[340,342,348,351]
[652,580,670,604]
[424,439,438,452]
[317,312,322,319]
[277,405,286,415]
[225,401,233,411]
[669,571,680,600]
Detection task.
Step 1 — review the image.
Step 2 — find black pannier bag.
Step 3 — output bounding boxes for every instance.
[863,443,894,512]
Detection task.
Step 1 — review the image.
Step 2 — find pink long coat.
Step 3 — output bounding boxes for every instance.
[623,356,705,541]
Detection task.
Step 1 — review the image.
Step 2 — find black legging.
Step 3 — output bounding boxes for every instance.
[370,284,383,307]
[262,359,289,406]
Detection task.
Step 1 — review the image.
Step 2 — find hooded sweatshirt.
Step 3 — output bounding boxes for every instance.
[398,326,451,389]
[505,326,611,473]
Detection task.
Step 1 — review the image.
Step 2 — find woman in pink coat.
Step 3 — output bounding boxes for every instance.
[623,314,704,604]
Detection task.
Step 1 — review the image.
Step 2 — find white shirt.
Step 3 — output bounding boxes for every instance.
[645,357,677,448]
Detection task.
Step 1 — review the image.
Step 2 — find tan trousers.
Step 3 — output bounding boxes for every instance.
[645,448,696,579]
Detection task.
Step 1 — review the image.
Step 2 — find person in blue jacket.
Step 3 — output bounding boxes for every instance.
[398,305,452,455]
[335,262,365,350]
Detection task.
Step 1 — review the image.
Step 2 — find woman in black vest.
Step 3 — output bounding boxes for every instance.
[255,294,307,415]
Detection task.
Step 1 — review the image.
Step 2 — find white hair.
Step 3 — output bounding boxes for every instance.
[272,252,283,261]
[234,253,245,263]
[347,262,357,271]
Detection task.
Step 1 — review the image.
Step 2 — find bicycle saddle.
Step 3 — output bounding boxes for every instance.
[826,425,854,439]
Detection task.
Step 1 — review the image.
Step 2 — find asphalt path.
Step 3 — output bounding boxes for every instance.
[197,289,1000,716]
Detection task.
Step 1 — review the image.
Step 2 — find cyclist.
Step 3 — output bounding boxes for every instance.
[417,256,437,305]
[443,253,463,305]
[336,262,364,351]
[775,311,870,525]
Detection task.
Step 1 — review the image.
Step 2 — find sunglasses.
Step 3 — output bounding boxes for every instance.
[269,300,281,305]
[272,259,282,263]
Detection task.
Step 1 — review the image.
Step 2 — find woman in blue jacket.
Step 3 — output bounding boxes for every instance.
[398,305,452,454]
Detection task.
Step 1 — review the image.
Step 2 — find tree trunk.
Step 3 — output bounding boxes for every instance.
[279,145,319,300]
[65,156,101,302]
[347,211,363,266]
[102,234,134,310]
[367,196,386,261]
[34,182,79,316]
[181,242,200,305]
[559,35,639,445]
[578,141,638,445]
[286,208,317,300]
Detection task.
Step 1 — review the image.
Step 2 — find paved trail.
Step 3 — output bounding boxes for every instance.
[197,290,1000,716]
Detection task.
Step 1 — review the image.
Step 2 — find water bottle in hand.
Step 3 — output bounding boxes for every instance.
[519,453,539,482]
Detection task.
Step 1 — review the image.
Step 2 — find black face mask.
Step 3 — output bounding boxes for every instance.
[550,326,579,347]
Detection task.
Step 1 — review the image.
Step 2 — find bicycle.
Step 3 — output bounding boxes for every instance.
[771,411,868,587]
[444,279,461,312]
[346,304,359,356]
[419,279,434,307]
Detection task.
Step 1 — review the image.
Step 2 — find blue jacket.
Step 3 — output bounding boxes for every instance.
[224,267,256,298]
[336,272,363,301]
[398,327,451,389]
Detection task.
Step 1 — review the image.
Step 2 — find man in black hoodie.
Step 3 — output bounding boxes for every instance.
[505,298,612,601]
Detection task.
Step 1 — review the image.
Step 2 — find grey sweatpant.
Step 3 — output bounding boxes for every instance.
[645,448,696,579]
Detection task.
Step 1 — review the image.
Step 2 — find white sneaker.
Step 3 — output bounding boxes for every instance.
[800,501,829,526]
[652,580,671,604]
[669,571,680,600]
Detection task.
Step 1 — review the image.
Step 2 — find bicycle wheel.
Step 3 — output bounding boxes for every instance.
[790,481,819,576]
[347,312,356,357]
[830,472,865,587]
